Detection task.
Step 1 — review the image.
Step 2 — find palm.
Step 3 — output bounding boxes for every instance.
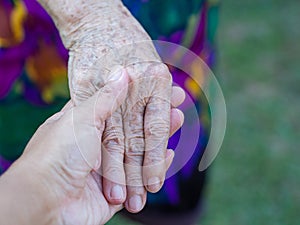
[60,171,122,225]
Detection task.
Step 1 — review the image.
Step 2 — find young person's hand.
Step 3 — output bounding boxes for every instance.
[0,69,129,225]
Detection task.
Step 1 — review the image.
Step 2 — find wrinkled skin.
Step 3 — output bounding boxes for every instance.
[37,0,178,212]
[0,70,184,225]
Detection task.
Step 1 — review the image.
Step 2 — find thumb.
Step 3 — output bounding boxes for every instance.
[75,68,128,127]
[72,68,128,170]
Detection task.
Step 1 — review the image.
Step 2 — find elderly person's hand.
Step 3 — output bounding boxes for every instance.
[37,0,181,212]
[0,69,184,225]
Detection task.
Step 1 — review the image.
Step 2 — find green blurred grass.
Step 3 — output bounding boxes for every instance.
[200,0,300,224]
[109,0,300,224]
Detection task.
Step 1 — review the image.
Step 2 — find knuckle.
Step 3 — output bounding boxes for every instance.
[125,137,144,164]
[103,136,124,150]
[127,135,144,151]
[146,99,170,114]
[126,125,144,137]
[125,105,145,124]
[103,128,125,151]
[148,63,172,80]
[144,118,170,138]
[125,150,144,164]
[126,173,144,187]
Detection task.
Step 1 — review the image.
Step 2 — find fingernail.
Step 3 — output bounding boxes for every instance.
[110,185,124,200]
[129,195,143,212]
[109,66,124,82]
[147,177,162,192]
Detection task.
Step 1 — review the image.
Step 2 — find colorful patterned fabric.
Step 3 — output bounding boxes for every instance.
[0,0,219,210]
[0,0,69,105]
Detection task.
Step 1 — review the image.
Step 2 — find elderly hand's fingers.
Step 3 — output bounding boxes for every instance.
[141,65,172,194]
[102,109,126,205]
[123,101,147,213]
[170,86,185,136]
[170,108,184,137]
[140,87,183,184]
[171,86,185,108]
[103,93,184,206]
[165,149,175,171]
[124,166,147,214]
[142,94,170,193]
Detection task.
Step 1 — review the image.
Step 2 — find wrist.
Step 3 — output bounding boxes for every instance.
[37,0,133,48]
[38,0,153,51]
[0,159,60,225]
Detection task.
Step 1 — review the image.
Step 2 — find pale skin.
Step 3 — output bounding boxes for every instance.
[0,69,185,225]
[36,0,177,212]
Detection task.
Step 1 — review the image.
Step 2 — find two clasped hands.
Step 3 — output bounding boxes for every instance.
[0,0,186,224]
[0,66,185,225]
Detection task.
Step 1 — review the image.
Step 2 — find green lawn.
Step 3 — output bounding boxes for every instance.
[109,0,300,224]
[200,0,300,224]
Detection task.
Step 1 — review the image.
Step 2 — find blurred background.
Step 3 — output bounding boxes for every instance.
[109,0,300,224]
